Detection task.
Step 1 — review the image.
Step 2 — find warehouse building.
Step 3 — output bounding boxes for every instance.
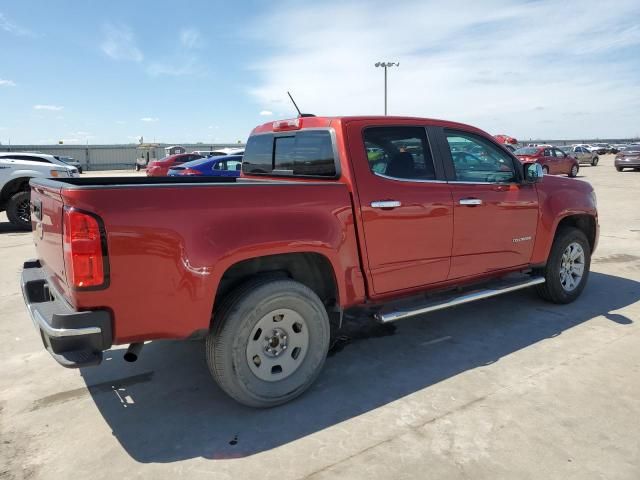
[0,143,244,171]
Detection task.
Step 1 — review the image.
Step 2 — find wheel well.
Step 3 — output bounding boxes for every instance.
[214,252,339,315]
[556,214,596,251]
[0,177,31,211]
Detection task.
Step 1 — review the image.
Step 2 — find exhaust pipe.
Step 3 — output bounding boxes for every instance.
[124,342,144,362]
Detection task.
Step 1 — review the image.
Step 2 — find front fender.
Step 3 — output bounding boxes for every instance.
[530,177,597,265]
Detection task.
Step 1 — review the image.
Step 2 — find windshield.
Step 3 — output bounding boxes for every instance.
[514,147,539,155]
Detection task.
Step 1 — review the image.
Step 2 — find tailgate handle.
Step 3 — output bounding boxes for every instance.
[31,200,42,220]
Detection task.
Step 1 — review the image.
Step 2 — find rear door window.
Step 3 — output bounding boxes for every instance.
[243,130,337,177]
[362,126,436,180]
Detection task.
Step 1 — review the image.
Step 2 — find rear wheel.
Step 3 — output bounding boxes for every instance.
[569,164,579,177]
[535,227,590,304]
[591,157,599,166]
[6,191,31,230]
[206,278,330,408]
[135,164,141,171]
[542,166,549,174]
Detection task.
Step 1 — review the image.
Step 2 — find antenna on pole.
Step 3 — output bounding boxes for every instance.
[287,91,302,117]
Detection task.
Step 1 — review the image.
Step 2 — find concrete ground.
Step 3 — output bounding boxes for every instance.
[1,157,639,479]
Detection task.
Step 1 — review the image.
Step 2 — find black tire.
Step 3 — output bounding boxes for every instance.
[591,157,598,166]
[206,278,330,408]
[6,190,31,230]
[135,164,140,172]
[535,227,591,304]
[542,166,549,174]
[616,167,623,172]
[568,164,579,177]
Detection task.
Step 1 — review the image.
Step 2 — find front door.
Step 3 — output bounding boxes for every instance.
[346,122,454,295]
[440,129,539,280]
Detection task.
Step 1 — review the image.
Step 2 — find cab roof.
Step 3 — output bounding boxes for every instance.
[250,115,490,137]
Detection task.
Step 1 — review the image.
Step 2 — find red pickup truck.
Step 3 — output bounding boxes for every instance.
[22,115,598,407]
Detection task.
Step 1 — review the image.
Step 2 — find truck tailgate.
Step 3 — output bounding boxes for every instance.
[30,181,69,300]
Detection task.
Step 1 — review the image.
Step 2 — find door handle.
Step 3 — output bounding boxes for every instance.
[371,200,402,209]
[459,198,483,206]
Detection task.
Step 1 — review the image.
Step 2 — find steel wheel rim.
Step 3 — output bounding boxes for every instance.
[559,242,585,292]
[246,308,310,382]
[17,199,30,223]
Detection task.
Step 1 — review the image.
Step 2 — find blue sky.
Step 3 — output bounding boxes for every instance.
[1,0,639,145]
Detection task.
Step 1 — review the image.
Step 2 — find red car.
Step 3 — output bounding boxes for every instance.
[146,153,203,176]
[23,115,598,407]
[514,146,579,177]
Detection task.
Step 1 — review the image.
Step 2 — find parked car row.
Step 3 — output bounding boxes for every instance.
[145,147,244,177]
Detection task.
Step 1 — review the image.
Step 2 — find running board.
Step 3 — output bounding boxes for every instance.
[374,276,545,323]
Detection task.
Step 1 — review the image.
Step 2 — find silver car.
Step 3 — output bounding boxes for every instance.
[560,145,599,166]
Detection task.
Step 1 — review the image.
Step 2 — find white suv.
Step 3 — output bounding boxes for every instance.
[0,152,79,229]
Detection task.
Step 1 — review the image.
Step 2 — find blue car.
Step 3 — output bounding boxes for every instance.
[168,154,243,177]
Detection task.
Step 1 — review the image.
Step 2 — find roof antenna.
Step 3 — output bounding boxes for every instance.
[287,91,315,118]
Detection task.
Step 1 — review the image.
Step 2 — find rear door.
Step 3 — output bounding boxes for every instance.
[437,128,539,280]
[552,148,571,173]
[345,121,454,295]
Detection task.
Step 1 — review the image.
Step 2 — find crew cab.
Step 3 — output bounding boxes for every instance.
[0,152,79,229]
[21,116,598,407]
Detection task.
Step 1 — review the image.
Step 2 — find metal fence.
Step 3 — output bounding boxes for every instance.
[0,143,245,171]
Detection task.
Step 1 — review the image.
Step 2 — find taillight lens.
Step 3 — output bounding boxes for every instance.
[180,168,202,176]
[63,207,107,288]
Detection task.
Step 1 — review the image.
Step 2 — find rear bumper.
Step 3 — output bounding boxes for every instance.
[21,259,112,368]
[615,158,640,168]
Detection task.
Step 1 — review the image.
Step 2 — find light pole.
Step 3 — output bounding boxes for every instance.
[374,61,399,115]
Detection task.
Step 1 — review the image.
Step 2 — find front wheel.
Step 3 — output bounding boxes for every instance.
[535,227,591,304]
[6,191,31,230]
[616,166,623,172]
[206,278,330,408]
[591,157,599,166]
[568,164,579,177]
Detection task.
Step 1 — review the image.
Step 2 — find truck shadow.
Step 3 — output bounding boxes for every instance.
[79,271,638,462]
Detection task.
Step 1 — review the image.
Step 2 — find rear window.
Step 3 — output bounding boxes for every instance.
[243,130,337,178]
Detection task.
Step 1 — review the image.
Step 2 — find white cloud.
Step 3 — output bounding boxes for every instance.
[33,104,63,111]
[0,12,32,36]
[101,23,143,62]
[140,117,159,122]
[249,0,640,138]
[0,79,16,87]
[146,56,199,77]
[180,28,202,49]
[259,110,273,116]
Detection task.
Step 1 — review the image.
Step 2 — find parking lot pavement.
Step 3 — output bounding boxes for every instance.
[1,154,639,480]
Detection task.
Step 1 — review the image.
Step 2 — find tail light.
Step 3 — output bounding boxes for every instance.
[179,168,202,176]
[63,207,109,289]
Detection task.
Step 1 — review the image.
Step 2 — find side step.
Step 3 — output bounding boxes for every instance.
[374,276,545,323]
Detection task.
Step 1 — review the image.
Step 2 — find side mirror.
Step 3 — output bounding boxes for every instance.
[524,162,544,183]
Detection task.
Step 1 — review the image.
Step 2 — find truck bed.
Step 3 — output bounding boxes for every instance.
[29,176,364,344]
